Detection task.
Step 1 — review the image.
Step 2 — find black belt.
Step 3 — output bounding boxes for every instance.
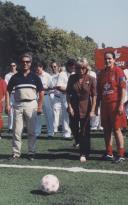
[18,99,35,102]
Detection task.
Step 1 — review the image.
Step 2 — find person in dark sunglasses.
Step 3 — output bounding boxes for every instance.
[5,53,44,161]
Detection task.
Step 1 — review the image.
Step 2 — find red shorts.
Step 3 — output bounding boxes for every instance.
[101,102,127,129]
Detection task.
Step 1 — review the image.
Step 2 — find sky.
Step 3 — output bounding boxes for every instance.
[2,0,128,48]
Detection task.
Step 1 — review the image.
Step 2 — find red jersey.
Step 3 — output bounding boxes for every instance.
[97,66,126,103]
[0,79,7,112]
[0,79,6,100]
[0,79,6,129]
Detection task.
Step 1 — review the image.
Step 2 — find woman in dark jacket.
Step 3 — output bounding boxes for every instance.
[66,58,96,162]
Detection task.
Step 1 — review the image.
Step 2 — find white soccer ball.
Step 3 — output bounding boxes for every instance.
[40,174,60,194]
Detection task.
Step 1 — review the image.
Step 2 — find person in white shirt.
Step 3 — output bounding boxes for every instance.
[55,59,76,139]
[5,62,17,132]
[50,61,62,133]
[123,64,128,120]
[87,65,103,131]
[35,62,54,138]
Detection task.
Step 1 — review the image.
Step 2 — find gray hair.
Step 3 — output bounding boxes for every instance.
[20,52,33,62]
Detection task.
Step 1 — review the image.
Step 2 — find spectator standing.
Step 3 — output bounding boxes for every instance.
[55,60,76,139]
[123,63,128,122]
[96,52,126,163]
[5,62,17,132]
[50,61,62,133]
[5,53,44,160]
[88,66,103,131]
[35,62,54,138]
[67,58,96,162]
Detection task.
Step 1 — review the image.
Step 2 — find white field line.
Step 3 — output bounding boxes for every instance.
[0,164,128,175]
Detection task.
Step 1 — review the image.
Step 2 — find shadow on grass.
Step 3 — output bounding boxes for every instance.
[90,132,104,138]
[0,150,78,161]
[0,154,10,160]
[1,134,68,140]
[31,189,62,196]
[0,148,107,162]
[25,153,79,161]
[31,189,49,196]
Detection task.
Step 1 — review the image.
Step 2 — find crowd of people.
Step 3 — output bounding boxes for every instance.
[0,51,127,163]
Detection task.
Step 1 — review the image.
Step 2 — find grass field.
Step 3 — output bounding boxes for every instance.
[0,116,128,205]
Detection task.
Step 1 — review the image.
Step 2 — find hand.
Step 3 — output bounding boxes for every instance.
[90,111,95,118]
[118,104,124,115]
[37,107,42,114]
[67,106,74,117]
[5,105,11,115]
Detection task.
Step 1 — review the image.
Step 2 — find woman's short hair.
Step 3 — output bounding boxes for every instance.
[76,57,89,69]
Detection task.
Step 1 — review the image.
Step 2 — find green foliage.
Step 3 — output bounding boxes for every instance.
[0,1,36,73]
[0,1,97,73]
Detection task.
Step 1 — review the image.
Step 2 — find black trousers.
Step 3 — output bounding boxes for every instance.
[69,115,90,156]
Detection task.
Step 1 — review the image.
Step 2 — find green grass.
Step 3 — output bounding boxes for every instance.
[0,168,128,205]
[1,116,128,205]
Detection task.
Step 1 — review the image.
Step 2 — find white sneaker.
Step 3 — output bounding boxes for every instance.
[98,126,103,130]
[80,156,86,163]
[73,143,79,148]
[91,127,97,131]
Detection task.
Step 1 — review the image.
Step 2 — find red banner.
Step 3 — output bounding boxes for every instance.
[95,47,128,70]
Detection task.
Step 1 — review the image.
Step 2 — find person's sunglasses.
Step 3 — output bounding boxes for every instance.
[52,65,57,68]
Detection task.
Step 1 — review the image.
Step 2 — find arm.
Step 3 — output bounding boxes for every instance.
[5,77,14,114]
[37,91,44,114]
[55,72,68,93]
[66,93,74,116]
[95,74,102,115]
[55,85,66,93]
[66,76,74,116]
[118,69,127,115]
[118,87,126,115]
[90,95,96,117]
[5,90,11,114]
[90,77,97,117]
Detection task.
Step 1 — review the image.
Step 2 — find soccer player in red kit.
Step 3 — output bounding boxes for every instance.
[96,52,126,163]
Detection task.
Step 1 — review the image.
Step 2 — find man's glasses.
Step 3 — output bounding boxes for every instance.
[21,61,31,64]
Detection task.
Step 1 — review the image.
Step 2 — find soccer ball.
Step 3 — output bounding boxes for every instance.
[40,174,60,194]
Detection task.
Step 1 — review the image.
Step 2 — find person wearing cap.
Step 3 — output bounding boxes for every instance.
[5,62,17,132]
[67,57,96,162]
[5,53,44,161]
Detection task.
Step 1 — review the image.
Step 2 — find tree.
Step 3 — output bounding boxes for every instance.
[0,1,36,72]
[0,1,97,74]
